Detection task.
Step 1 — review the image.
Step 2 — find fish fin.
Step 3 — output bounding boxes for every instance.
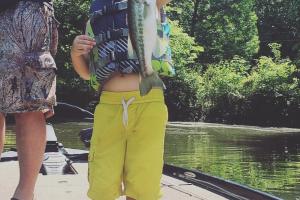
[139,73,165,96]
[144,3,148,18]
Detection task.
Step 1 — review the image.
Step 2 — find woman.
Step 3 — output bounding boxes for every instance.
[0,1,58,199]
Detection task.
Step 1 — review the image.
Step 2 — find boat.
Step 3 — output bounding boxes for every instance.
[0,103,283,200]
[79,126,282,200]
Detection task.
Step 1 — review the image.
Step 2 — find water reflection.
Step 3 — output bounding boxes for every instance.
[4,122,300,200]
[164,126,300,200]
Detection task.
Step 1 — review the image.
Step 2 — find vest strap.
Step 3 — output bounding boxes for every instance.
[95,28,128,45]
[90,0,127,22]
[97,51,129,68]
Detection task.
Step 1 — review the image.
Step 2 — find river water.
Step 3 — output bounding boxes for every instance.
[4,122,300,200]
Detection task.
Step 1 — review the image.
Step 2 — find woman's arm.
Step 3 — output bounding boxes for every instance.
[156,0,171,9]
[71,35,96,80]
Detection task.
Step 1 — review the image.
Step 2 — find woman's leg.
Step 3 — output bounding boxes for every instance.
[0,113,5,159]
[12,111,46,200]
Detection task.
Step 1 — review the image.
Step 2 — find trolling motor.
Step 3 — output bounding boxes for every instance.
[0,124,79,175]
[1,102,91,174]
[39,124,78,175]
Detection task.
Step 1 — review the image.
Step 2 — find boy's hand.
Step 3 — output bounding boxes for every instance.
[71,35,96,57]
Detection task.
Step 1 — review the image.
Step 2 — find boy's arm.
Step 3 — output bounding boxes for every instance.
[71,53,90,80]
[156,0,171,9]
[71,35,96,80]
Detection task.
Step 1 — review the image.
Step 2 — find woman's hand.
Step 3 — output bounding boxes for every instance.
[71,35,96,57]
[157,0,171,9]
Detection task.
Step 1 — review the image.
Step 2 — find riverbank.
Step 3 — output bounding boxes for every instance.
[168,122,300,133]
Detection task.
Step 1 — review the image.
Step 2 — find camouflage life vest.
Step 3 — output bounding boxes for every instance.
[86,0,175,89]
[0,0,53,12]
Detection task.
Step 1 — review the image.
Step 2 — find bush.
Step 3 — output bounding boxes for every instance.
[242,44,300,126]
[198,57,249,123]
[197,45,300,127]
[165,69,204,121]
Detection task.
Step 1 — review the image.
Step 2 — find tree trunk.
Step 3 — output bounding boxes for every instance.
[191,0,200,36]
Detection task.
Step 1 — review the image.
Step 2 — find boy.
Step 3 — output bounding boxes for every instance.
[71,0,170,199]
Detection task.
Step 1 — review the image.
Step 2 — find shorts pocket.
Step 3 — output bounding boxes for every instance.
[24,52,57,69]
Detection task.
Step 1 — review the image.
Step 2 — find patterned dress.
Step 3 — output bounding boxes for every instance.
[0,1,58,113]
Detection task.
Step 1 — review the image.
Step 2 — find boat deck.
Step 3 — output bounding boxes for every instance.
[0,161,228,200]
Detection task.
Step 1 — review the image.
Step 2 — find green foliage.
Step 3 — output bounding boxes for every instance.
[166,1,194,34]
[198,57,249,122]
[165,69,204,121]
[255,0,300,64]
[244,43,299,101]
[54,0,90,86]
[51,0,299,126]
[168,0,259,63]
[54,0,95,107]
[165,21,204,121]
[197,46,300,126]
[241,47,300,126]
[167,36,299,126]
[169,21,204,71]
[245,57,298,97]
[268,43,282,62]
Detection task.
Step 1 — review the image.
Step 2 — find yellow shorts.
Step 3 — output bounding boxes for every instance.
[88,89,168,200]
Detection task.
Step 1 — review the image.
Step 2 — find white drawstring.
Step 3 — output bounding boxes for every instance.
[121,97,135,126]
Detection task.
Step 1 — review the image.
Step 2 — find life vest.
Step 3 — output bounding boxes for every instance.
[0,0,53,12]
[86,0,175,89]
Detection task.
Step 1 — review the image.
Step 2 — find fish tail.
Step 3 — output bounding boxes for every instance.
[139,73,165,96]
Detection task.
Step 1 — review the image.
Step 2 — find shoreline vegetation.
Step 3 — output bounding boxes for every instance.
[53,0,300,128]
[167,122,300,133]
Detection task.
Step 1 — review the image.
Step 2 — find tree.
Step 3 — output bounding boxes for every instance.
[168,0,259,63]
[255,0,300,65]
[164,21,205,121]
[54,0,95,107]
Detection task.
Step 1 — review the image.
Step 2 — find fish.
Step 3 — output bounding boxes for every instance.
[128,0,165,96]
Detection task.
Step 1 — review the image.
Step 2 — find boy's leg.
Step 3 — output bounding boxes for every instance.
[12,112,46,200]
[88,104,126,200]
[124,101,168,200]
[0,113,5,158]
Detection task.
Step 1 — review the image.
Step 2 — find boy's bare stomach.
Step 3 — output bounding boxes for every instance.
[102,73,140,92]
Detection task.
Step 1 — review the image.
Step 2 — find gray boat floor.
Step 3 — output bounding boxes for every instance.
[0,161,228,200]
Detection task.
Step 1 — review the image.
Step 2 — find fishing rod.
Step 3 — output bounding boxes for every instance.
[56,102,94,118]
